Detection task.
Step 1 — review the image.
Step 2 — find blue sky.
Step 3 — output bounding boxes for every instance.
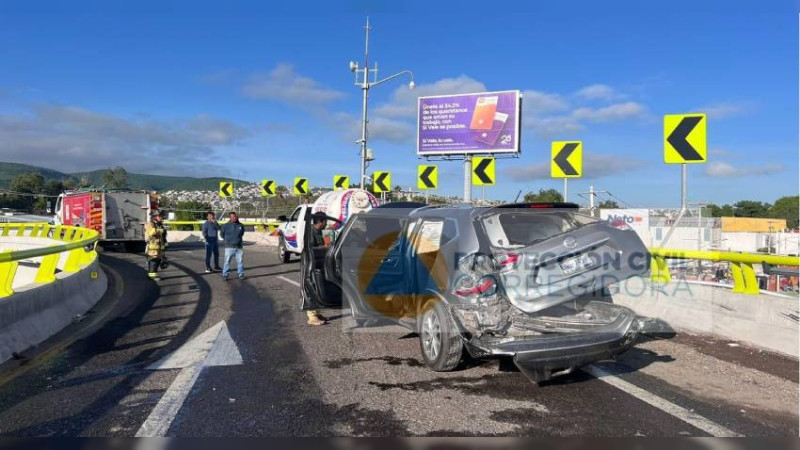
[0,1,797,207]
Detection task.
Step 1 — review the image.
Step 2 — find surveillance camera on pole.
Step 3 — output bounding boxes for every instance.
[349,16,415,189]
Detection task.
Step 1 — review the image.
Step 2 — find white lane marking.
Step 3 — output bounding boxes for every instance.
[278,275,300,287]
[136,321,242,437]
[585,365,742,437]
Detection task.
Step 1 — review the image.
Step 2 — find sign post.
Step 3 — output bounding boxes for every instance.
[662,113,707,246]
[550,141,583,202]
[294,177,309,205]
[261,179,276,212]
[418,165,438,204]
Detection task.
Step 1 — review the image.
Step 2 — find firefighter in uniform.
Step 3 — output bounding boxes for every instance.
[145,210,167,280]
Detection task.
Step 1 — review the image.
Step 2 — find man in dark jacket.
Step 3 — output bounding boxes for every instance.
[201,211,222,273]
[220,212,246,280]
[303,213,330,326]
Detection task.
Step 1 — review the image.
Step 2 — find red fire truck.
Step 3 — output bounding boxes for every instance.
[53,189,160,252]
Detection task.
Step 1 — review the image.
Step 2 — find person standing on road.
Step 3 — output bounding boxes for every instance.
[220,212,246,280]
[144,210,167,280]
[202,211,222,273]
[303,213,329,326]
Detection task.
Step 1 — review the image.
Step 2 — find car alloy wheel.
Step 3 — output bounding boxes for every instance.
[421,310,442,360]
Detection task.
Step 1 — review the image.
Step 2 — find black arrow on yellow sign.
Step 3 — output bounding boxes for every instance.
[667,116,704,161]
[295,178,308,195]
[554,142,579,176]
[419,166,436,189]
[334,176,348,189]
[262,180,275,195]
[219,182,233,197]
[473,158,493,184]
[374,172,390,192]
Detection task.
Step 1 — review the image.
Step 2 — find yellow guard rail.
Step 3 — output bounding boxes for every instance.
[650,248,799,295]
[0,223,100,298]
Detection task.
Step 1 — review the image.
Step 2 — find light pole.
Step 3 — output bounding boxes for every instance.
[350,17,415,189]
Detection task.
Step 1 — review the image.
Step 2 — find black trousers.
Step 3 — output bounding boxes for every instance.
[147,257,162,274]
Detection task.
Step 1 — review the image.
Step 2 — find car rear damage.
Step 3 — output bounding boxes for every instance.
[443,204,650,382]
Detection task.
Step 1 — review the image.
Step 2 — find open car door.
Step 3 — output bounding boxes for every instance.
[300,212,343,309]
[325,213,409,322]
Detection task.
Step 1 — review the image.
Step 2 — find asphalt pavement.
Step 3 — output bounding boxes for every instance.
[0,244,795,436]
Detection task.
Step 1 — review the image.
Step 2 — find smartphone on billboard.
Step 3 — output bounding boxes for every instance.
[470,96,499,130]
[472,112,508,145]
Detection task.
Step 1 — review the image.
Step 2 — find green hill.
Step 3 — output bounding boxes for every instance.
[0,162,244,191]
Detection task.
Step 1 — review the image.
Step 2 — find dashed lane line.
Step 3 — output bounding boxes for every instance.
[278,276,301,287]
[585,365,742,437]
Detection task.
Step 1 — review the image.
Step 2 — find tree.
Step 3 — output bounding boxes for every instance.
[62,178,78,190]
[523,188,563,203]
[43,180,64,196]
[769,196,799,229]
[598,200,619,208]
[8,172,45,211]
[174,201,212,221]
[103,167,129,189]
[732,200,770,218]
[706,203,734,217]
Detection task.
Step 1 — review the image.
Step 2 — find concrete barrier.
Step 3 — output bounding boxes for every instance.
[0,258,107,363]
[613,276,799,358]
[167,230,278,246]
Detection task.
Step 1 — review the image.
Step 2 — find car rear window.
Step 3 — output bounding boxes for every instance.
[481,210,598,249]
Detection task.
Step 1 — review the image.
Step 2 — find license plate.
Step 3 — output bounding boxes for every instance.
[560,253,594,275]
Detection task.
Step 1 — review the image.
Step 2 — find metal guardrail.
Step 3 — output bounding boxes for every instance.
[0,223,100,298]
[164,220,282,233]
[650,248,799,295]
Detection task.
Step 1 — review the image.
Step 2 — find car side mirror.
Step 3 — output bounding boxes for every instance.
[278,215,288,222]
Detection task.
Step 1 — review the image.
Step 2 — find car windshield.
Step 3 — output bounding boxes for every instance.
[480,209,598,249]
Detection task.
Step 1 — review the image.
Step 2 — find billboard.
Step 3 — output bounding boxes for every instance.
[417,90,521,156]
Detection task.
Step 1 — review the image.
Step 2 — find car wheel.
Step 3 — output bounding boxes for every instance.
[418,299,463,371]
[278,237,290,263]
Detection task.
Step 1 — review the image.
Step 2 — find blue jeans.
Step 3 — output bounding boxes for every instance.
[222,247,244,277]
[205,239,219,270]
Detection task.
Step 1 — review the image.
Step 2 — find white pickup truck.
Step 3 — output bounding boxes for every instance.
[276,188,378,263]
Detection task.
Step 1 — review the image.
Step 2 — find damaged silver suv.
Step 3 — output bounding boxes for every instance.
[301,202,650,382]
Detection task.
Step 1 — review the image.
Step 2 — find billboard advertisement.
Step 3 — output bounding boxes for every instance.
[417,90,521,156]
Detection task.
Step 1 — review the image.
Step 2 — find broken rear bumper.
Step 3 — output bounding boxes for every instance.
[471,303,641,383]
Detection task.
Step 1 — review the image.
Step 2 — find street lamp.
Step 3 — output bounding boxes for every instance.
[350,17,415,189]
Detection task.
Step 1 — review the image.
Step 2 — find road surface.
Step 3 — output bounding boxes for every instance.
[0,244,795,436]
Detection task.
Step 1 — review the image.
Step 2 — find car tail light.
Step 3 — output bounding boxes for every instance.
[495,252,520,271]
[609,218,632,231]
[453,275,497,298]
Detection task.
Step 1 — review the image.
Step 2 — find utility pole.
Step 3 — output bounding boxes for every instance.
[463,156,472,202]
[577,185,610,217]
[350,17,415,189]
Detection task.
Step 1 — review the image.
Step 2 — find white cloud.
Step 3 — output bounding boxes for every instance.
[0,104,250,175]
[704,161,784,178]
[521,90,569,115]
[574,84,619,101]
[523,115,584,137]
[242,64,346,107]
[698,101,751,119]
[372,75,486,118]
[572,102,646,122]
[505,154,644,181]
